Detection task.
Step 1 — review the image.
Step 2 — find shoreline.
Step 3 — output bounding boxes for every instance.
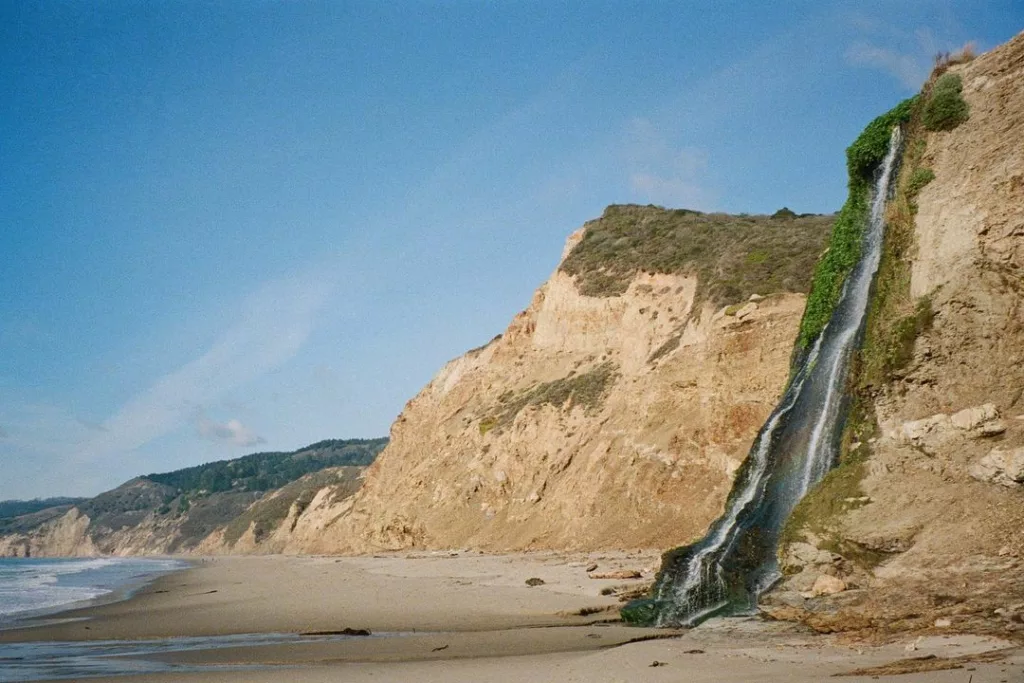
[0,556,193,635]
[1,553,1022,682]
[0,551,660,642]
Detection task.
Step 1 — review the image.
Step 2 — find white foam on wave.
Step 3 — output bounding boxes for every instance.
[0,557,186,621]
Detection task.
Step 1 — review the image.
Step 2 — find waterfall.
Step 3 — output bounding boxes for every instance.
[640,127,903,627]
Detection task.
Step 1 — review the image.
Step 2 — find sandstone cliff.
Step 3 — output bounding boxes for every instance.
[272,207,832,553]
[770,31,1024,637]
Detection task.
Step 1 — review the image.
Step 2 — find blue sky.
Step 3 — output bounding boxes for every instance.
[1,1,1020,499]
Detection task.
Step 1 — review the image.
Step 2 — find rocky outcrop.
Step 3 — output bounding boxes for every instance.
[970,446,1024,487]
[770,32,1024,638]
[279,209,828,553]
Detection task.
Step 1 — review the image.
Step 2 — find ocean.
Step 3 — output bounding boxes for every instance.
[0,557,186,627]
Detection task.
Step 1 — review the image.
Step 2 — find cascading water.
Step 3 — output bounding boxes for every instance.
[633,127,903,628]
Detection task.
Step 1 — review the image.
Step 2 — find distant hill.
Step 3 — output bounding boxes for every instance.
[0,497,88,520]
[0,437,387,557]
[143,438,386,496]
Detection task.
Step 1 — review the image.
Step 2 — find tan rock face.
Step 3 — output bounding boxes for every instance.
[285,262,807,553]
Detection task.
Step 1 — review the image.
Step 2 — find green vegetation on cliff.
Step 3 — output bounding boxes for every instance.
[797,66,966,349]
[923,73,970,131]
[797,98,916,348]
[559,205,833,304]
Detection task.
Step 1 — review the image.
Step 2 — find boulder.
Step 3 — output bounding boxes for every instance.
[901,414,952,444]
[734,302,758,320]
[969,447,1024,487]
[950,403,999,430]
[781,542,839,573]
[978,420,1008,437]
[803,574,847,597]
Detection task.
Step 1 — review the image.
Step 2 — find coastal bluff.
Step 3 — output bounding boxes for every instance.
[267,207,833,553]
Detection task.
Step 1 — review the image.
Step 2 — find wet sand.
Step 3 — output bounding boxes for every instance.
[2,553,1022,682]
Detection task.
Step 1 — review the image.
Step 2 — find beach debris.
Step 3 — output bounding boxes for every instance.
[834,649,1010,677]
[525,577,546,586]
[431,644,449,652]
[585,563,599,572]
[577,605,608,616]
[684,649,705,654]
[300,628,372,637]
[649,660,668,667]
[589,570,642,580]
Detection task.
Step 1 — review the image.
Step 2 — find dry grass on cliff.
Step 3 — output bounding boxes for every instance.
[482,362,619,432]
[559,204,833,303]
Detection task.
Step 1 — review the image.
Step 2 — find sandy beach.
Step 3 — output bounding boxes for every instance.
[2,553,1023,682]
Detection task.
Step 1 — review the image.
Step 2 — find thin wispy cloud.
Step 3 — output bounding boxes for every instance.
[69,269,333,464]
[195,413,265,447]
[0,401,95,456]
[624,117,712,210]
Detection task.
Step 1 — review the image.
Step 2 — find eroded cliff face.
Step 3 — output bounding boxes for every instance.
[280,223,818,554]
[194,466,365,555]
[769,32,1024,637]
[0,508,97,557]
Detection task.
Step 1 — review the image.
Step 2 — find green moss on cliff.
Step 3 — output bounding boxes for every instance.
[845,97,917,184]
[559,205,833,305]
[923,73,969,131]
[797,98,916,348]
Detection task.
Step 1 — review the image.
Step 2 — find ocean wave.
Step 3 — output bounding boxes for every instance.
[0,557,185,621]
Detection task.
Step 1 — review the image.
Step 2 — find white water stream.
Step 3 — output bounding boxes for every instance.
[649,128,903,627]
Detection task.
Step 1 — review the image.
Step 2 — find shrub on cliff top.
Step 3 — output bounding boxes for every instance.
[923,73,969,131]
[560,205,833,304]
